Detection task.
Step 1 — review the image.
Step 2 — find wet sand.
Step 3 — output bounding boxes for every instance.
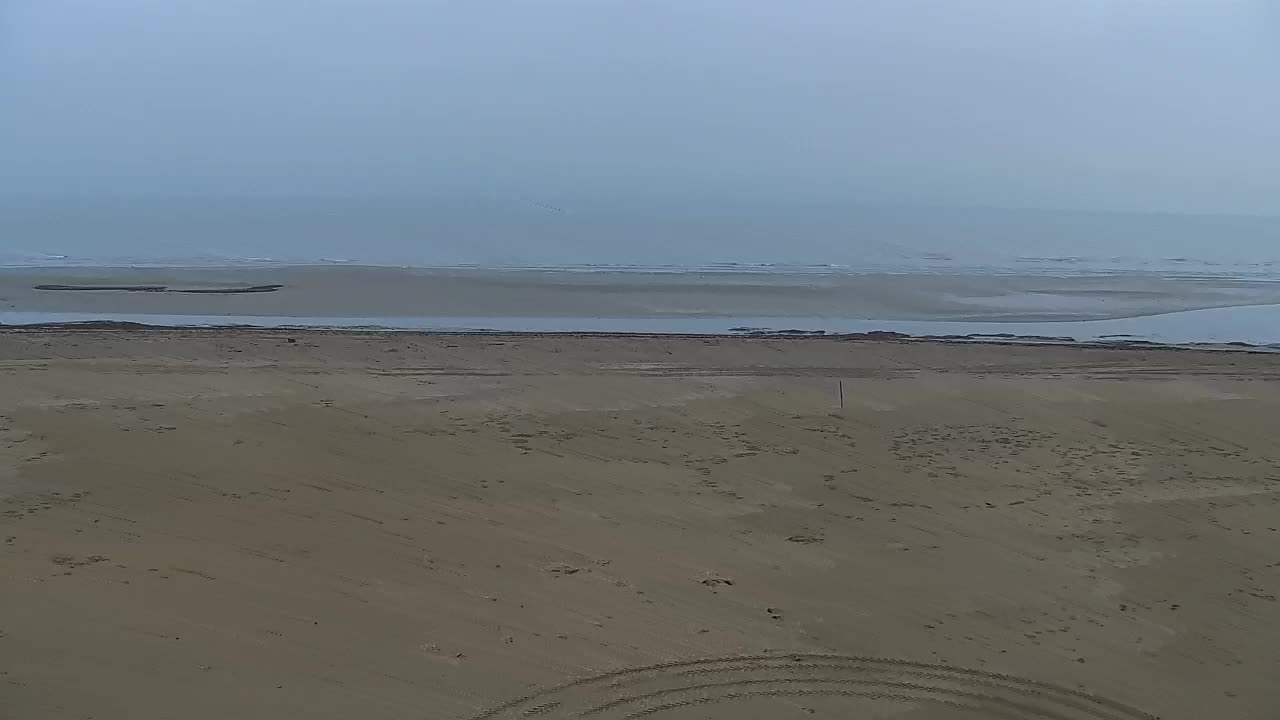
[3,330,1280,719]
[6,265,1280,322]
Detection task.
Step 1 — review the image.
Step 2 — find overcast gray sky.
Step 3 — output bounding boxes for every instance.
[2,0,1278,215]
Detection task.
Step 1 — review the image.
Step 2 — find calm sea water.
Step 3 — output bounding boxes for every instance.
[4,201,1280,277]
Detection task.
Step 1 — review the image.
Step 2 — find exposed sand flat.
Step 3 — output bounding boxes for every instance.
[6,265,1280,322]
[3,331,1279,719]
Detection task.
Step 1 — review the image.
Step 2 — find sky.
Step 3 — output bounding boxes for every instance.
[1,1,1279,266]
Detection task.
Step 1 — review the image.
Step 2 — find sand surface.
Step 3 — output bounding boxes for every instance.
[6,265,1280,322]
[3,330,1279,719]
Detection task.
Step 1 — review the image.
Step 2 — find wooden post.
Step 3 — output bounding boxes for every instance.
[838,380,844,409]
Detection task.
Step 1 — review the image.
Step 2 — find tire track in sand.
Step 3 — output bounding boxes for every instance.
[470,653,1157,720]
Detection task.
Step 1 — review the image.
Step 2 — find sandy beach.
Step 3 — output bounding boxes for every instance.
[3,330,1279,719]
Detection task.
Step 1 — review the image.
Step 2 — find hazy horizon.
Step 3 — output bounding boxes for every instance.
[3,1,1279,266]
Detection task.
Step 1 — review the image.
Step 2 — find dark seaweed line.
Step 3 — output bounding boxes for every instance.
[34,284,283,294]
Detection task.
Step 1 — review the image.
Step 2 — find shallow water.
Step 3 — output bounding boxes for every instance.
[5,303,1280,347]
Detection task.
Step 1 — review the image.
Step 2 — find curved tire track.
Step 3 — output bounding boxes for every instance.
[471,653,1157,720]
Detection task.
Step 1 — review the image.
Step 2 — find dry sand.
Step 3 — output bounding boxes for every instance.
[3,330,1279,719]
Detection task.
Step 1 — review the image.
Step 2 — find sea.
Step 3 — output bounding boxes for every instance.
[4,201,1280,346]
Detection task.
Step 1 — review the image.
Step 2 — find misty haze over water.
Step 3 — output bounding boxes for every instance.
[3,2,1278,276]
